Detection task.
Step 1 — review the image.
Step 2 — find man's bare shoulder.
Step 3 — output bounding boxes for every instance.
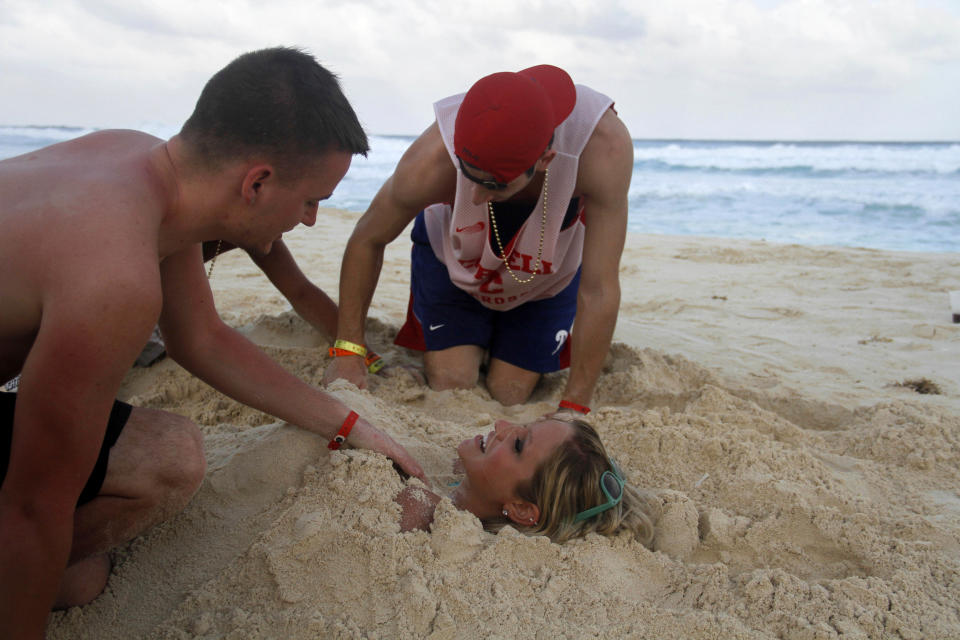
[578,109,634,196]
[1,129,168,222]
[1,130,167,215]
[581,110,633,173]
[0,130,167,348]
[1,129,161,169]
[390,123,457,210]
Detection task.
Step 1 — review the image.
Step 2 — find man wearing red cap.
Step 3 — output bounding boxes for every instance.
[326,65,632,413]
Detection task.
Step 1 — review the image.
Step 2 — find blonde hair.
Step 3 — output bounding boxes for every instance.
[486,419,657,545]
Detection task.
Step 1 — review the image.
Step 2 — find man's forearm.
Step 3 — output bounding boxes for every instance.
[336,235,385,345]
[285,284,339,338]
[168,322,350,439]
[0,503,73,639]
[166,313,427,483]
[247,242,339,338]
[562,288,620,407]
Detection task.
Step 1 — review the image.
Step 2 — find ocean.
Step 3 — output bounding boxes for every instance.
[2,125,957,253]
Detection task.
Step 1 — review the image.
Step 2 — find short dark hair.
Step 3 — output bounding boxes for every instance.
[180,47,369,172]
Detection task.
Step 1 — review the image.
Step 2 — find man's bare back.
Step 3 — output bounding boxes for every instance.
[0,130,169,381]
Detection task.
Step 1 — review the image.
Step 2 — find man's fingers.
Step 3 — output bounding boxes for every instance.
[388,441,428,485]
[402,459,429,485]
[349,421,429,486]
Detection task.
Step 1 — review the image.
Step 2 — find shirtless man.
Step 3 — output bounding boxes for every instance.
[325,65,632,416]
[0,47,424,639]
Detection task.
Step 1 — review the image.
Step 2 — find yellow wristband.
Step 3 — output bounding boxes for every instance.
[333,339,367,357]
[365,351,386,374]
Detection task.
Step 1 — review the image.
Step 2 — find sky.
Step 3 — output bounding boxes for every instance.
[1,0,959,141]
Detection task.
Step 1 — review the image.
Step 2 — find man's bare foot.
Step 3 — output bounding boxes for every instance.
[53,553,111,609]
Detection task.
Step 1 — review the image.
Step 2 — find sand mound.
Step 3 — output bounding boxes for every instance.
[47,217,960,639]
[49,319,960,639]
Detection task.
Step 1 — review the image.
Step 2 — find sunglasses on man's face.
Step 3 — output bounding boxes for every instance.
[457,156,510,191]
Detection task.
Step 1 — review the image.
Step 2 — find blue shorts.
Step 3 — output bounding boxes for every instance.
[394,213,579,373]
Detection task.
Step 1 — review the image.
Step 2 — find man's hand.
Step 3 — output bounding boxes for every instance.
[323,355,368,389]
[347,418,428,484]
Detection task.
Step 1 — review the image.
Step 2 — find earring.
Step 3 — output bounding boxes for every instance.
[502,510,508,517]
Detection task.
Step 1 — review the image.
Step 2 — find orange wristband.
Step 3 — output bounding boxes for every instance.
[329,347,364,358]
[328,411,359,450]
[364,350,386,374]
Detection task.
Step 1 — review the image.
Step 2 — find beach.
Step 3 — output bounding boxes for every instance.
[49,207,959,639]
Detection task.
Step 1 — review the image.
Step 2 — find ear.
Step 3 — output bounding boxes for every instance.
[240,164,274,204]
[504,500,541,527]
[535,149,558,172]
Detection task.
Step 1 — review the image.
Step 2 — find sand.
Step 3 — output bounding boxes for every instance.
[49,208,959,639]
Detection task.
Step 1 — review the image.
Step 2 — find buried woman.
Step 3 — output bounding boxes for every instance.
[396,417,657,545]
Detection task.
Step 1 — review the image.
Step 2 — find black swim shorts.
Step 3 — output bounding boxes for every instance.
[0,392,132,506]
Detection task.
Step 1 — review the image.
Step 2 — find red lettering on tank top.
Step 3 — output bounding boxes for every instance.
[479,279,504,294]
[474,265,494,280]
[474,265,504,294]
[518,253,554,275]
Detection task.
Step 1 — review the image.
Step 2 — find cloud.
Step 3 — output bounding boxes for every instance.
[0,0,958,139]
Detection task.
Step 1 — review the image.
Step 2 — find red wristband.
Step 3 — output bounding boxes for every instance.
[328,411,359,450]
[558,400,590,415]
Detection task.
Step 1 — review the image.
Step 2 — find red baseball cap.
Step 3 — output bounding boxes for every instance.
[454,65,576,183]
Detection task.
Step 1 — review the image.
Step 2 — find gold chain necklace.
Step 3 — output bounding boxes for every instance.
[487,169,548,285]
[206,239,223,279]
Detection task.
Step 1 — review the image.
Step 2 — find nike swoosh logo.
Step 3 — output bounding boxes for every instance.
[429,324,445,331]
[456,221,485,233]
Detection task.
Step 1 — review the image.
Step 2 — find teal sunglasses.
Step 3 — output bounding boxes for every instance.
[573,460,625,523]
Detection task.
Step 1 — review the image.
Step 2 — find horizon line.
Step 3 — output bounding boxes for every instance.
[2,124,958,145]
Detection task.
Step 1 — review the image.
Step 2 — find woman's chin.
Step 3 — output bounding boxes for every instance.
[452,458,465,474]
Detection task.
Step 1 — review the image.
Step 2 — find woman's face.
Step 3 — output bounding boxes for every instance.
[456,418,574,514]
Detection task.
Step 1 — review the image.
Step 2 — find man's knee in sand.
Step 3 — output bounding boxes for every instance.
[55,407,204,609]
[423,347,541,405]
[70,407,206,564]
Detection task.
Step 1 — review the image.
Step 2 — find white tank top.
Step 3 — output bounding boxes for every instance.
[423,85,613,311]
